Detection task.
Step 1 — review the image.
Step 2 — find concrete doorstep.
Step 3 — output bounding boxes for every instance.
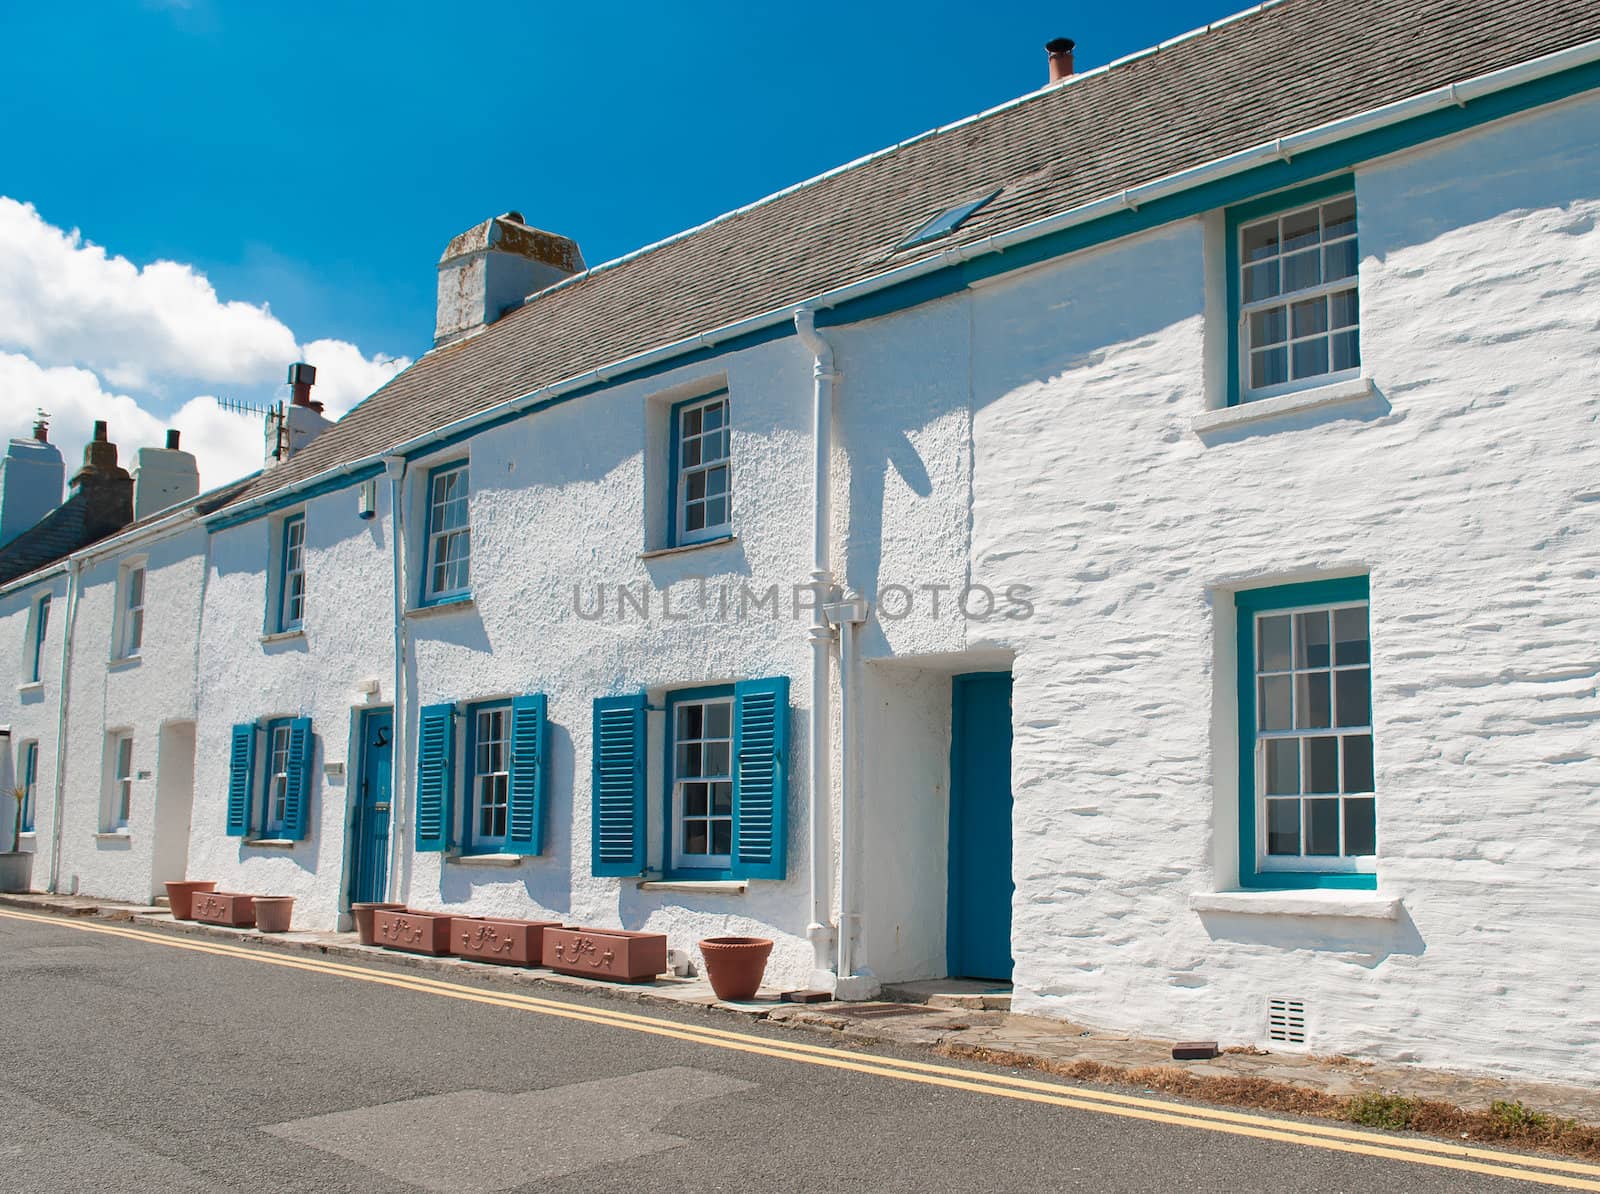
[5,890,1598,1140]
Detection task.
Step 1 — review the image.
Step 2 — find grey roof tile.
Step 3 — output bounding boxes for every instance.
[217,0,1600,514]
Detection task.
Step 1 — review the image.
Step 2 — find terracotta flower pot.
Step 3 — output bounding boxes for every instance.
[253,896,294,933]
[164,880,217,920]
[698,936,774,1001]
[352,901,407,946]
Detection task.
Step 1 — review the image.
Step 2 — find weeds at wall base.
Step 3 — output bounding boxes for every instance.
[936,1043,1600,1162]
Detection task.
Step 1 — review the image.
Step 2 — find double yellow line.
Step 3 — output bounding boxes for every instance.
[5,907,1596,1190]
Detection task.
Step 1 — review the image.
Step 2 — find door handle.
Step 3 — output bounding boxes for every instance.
[373,802,390,812]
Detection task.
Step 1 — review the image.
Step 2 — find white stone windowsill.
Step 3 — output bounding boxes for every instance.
[106,655,142,672]
[1193,376,1377,436]
[16,681,43,696]
[637,879,748,895]
[447,852,524,867]
[638,534,737,561]
[16,832,36,849]
[1189,889,1400,920]
[94,830,131,842]
[405,595,475,620]
[244,838,297,849]
[259,628,306,645]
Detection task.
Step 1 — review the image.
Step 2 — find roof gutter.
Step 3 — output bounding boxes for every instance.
[207,36,1600,522]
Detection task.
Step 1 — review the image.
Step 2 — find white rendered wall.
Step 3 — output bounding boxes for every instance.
[942,94,1600,1085]
[0,572,66,877]
[55,527,208,902]
[187,483,398,931]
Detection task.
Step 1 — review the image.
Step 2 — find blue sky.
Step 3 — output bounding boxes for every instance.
[0,0,1226,486]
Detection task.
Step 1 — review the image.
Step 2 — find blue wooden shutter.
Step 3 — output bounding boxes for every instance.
[282,717,314,840]
[507,694,547,855]
[733,676,790,880]
[415,703,456,852]
[226,723,256,836]
[591,693,646,876]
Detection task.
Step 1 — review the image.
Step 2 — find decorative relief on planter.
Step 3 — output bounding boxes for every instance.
[543,926,668,982]
[450,917,560,967]
[190,892,256,927]
[373,908,453,955]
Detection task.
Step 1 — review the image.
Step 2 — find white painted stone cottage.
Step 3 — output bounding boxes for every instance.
[2,0,1598,1087]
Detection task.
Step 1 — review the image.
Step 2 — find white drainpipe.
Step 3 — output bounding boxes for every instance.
[47,558,81,893]
[794,308,840,988]
[383,456,409,904]
[825,595,871,996]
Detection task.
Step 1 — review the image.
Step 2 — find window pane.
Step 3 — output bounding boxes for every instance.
[1292,337,1330,379]
[704,742,730,776]
[1335,669,1371,728]
[1329,289,1359,330]
[685,502,706,532]
[705,466,728,497]
[1291,296,1327,338]
[687,471,706,501]
[1332,330,1360,372]
[1265,739,1299,795]
[683,407,702,437]
[1305,798,1340,855]
[1258,676,1292,731]
[706,703,731,738]
[704,497,728,527]
[1294,672,1331,729]
[684,783,708,817]
[680,704,702,739]
[1244,261,1279,303]
[1305,736,1339,793]
[711,782,733,815]
[1323,197,1356,240]
[676,743,702,777]
[1295,612,1330,667]
[1282,248,1321,292]
[1266,799,1300,855]
[1282,206,1320,251]
[702,402,724,432]
[1333,606,1369,664]
[1324,239,1358,282]
[684,821,707,855]
[682,438,701,468]
[1258,615,1292,672]
[1251,347,1287,389]
[1344,797,1376,856]
[711,820,732,856]
[1250,308,1287,346]
[1242,219,1279,261]
[1343,734,1374,793]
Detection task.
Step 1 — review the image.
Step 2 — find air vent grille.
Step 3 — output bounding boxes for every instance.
[1267,997,1307,1045]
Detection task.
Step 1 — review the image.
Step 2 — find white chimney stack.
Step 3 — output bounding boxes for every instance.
[133,429,200,520]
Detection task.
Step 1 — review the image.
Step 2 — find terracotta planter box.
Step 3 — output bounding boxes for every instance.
[450,917,561,966]
[191,891,256,927]
[352,901,407,946]
[373,908,454,955]
[543,926,668,982]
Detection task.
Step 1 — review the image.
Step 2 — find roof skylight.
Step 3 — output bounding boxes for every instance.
[897,189,1000,250]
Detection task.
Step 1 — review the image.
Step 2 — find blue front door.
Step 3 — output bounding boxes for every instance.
[350,709,393,906]
[947,672,1014,981]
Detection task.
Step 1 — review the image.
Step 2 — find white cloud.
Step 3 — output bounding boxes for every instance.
[0,353,261,493]
[0,197,411,496]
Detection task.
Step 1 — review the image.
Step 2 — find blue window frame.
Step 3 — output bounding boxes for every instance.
[668,393,731,547]
[261,719,294,836]
[422,461,471,603]
[464,699,512,853]
[19,740,37,833]
[27,593,50,683]
[663,684,736,877]
[277,514,306,631]
[1226,175,1359,406]
[1236,576,1376,890]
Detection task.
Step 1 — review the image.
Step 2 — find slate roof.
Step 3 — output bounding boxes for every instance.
[0,476,255,589]
[217,0,1600,514]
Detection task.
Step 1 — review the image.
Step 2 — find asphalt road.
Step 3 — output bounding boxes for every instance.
[0,910,1581,1194]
